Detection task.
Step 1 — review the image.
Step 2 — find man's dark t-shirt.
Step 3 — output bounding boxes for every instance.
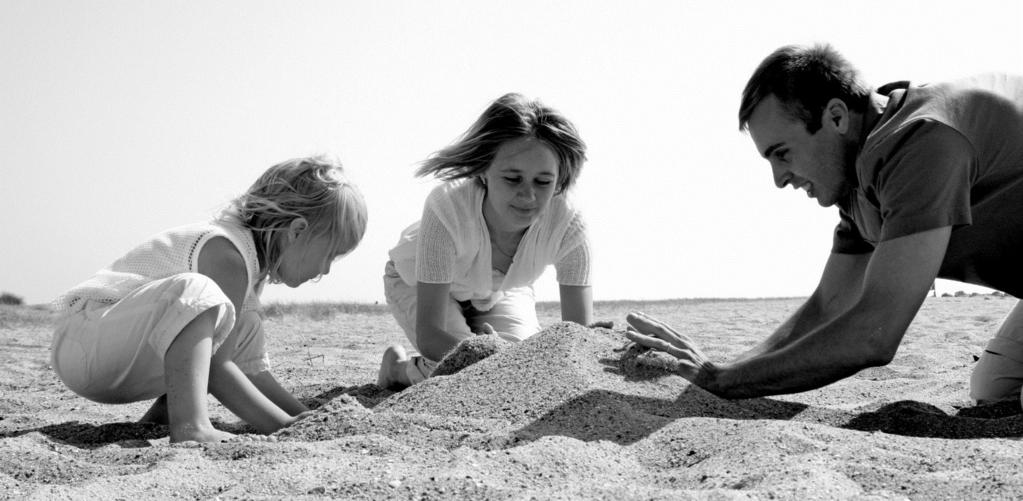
[834,74,1023,296]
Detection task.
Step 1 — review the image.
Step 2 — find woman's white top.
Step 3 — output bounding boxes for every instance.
[388,178,590,311]
[55,217,264,314]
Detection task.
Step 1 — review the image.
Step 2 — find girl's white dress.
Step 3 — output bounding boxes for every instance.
[50,217,268,403]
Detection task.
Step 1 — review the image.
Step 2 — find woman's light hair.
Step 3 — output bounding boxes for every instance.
[416,93,587,194]
[225,155,367,283]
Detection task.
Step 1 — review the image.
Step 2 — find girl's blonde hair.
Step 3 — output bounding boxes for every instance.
[416,93,587,194]
[225,155,367,283]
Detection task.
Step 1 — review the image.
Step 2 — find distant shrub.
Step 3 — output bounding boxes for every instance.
[0,292,23,306]
[954,291,967,297]
[262,301,391,320]
[0,303,55,328]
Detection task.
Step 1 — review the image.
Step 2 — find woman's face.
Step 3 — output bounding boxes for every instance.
[481,138,560,234]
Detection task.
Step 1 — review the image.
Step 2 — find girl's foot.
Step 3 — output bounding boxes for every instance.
[377,345,411,391]
[169,422,236,443]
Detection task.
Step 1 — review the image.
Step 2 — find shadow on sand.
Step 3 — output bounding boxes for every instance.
[841,400,1023,439]
[1,421,170,448]
[505,390,1023,446]
[508,386,809,445]
[505,350,1023,444]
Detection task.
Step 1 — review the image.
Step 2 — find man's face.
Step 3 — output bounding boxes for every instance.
[748,95,853,208]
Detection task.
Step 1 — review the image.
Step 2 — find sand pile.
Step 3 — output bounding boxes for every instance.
[6,299,1023,499]
[276,321,1023,499]
[288,323,855,444]
[432,333,512,377]
[379,323,788,439]
[286,323,742,444]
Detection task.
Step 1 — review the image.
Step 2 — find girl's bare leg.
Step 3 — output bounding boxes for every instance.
[138,394,169,425]
[163,308,234,443]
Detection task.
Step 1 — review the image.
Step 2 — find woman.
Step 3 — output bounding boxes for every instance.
[378,93,593,389]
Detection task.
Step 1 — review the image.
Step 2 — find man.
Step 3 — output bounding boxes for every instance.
[626,44,1023,404]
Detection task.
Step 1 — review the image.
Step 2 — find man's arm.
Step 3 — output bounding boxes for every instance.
[627,226,951,399]
[732,250,869,363]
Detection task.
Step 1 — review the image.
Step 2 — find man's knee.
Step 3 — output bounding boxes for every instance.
[970,349,1023,404]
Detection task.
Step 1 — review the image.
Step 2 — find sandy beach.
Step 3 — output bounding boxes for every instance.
[2,296,1022,500]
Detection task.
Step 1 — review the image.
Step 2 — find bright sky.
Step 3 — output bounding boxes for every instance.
[3,1,1022,305]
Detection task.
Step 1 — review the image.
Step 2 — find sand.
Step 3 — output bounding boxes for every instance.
[2,296,1023,499]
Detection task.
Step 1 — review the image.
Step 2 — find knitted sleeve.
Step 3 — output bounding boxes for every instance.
[415,205,458,284]
[554,213,591,286]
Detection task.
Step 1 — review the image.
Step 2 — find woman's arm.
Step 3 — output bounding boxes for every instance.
[559,284,593,326]
[415,281,467,361]
[554,220,593,326]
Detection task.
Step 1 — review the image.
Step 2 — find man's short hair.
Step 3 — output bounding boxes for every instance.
[738,43,871,133]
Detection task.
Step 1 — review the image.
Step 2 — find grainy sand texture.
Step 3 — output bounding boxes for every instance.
[2,296,1022,500]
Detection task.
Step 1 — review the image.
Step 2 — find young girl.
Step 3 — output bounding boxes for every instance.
[51,156,367,443]
[378,93,593,389]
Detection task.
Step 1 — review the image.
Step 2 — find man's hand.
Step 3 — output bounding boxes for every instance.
[624,312,716,387]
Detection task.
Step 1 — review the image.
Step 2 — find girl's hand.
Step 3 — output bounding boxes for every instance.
[293,410,316,421]
[475,322,497,336]
[283,410,316,428]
